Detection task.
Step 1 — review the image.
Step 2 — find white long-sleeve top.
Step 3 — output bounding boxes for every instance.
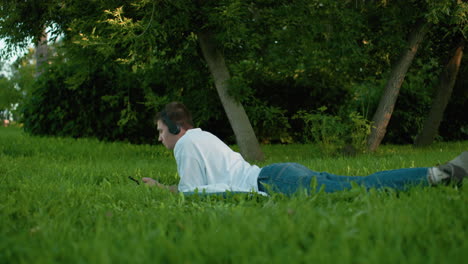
[174,128,262,194]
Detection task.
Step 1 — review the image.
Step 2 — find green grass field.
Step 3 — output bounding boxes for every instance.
[1,126,467,263]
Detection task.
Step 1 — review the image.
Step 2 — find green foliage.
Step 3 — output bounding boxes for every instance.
[245,98,292,144]
[1,0,467,144]
[0,50,36,120]
[294,107,371,156]
[0,77,18,112]
[440,61,468,141]
[384,57,439,144]
[424,0,467,33]
[1,127,468,263]
[20,49,157,144]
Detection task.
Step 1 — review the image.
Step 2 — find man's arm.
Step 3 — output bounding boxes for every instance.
[142,177,178,193]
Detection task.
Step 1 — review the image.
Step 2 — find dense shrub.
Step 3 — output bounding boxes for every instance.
[293,107,371,156]
[22,61,157,144]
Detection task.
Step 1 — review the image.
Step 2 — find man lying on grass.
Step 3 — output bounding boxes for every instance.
[142,102,468,196]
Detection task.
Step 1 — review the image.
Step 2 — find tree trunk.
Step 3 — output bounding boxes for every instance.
[414,39,464,147]
[367,21,430,152]
[197,31,265,161]
[35,28,48,77]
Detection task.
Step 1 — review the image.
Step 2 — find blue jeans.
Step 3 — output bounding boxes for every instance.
[257,163,430,195]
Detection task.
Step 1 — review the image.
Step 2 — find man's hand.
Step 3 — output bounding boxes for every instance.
[141,177,178,193]
[142,177,158,186]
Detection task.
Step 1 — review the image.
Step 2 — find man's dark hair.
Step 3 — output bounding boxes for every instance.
[155,102,194,130]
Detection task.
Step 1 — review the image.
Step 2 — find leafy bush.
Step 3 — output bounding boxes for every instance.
[245,98,292,144]
[21,58,157,144]
[293,107,371,156]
